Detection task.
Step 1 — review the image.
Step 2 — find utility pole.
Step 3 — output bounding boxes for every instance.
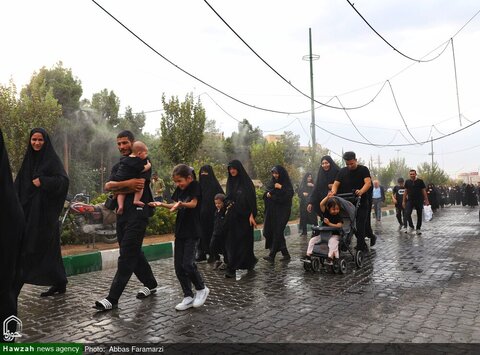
[428,136,435,171]
[303,28,319,167]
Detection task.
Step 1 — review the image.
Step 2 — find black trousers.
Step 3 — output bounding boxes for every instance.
[174,238,205,298]
[395,205,406,227]
[210,234,226,262]
[108,216,157,301]
[269,231,288,257]
[355,201,369,250]
[405,200,423,230]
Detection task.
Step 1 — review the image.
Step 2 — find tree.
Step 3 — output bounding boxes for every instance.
[91,89,120,126]
[118,106,146,138]
[416,162,449,186]
[251,142,285,185]
[0,81,61,173]
[278,131,303,167]
[225,119,264,177]
[22,61,82,116]
[160,93,206,165]
[21,62,83,174]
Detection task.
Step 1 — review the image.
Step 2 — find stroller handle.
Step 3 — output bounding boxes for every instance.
[335,192,356,199]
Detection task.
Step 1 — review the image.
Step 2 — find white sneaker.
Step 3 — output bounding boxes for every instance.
[193,286,210,308]
[175,296,194,311]
[407,227,414,233]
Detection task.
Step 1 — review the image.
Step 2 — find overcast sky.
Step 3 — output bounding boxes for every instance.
[1,0,479,177]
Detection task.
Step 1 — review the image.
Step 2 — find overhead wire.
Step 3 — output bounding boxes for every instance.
[346,0,480,63]
[312,118,480,147]
[90,0,312,116]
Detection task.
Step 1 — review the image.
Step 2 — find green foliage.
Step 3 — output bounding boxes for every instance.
[160,93,206,165]
[0,81,62,173]
[146,207,177,235]
[118,106,145,137]
[417,162,449,186]
[251,142,285,185]
[254,188,300,225]
[22,61,82,116]
[255,188,265,224]
[290,195,300,220]
[91,89,120,126]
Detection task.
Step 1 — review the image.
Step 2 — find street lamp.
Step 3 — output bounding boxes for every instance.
[302,28,320,166]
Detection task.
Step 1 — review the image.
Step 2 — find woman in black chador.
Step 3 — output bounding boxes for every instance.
[224,160,257,278]
[197,165,224,262]
[0,129,24,342]
[297,172,318,236]
[308,155,340,217]
[263,165,294,263]
[14,128,69,297]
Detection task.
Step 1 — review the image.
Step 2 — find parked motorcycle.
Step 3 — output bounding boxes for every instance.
[61,193,117,247]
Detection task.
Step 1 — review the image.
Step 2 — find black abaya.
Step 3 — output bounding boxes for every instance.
[198,165,224,257]
[225,160,257,271]
[263,166,294,257]
[298,173,318,233]
[14,128,69,287]
[309,155,340,216]
[0,130,24,342]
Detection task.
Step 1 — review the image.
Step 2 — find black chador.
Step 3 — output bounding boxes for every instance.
[310,155,340,216]
[0,130,25,342]
[198,165,224,262]
[263,165,294,261]
[14,128,69,296]
[298,172,318,235]
[224,160,257,277]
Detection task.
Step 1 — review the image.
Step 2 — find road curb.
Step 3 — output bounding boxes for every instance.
[63,241,174,277]
[63,210,396,276]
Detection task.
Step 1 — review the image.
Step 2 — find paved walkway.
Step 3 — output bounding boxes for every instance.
[17,206,480,343]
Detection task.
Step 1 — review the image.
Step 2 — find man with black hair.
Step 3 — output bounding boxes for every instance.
[331,151,372,252]
[402,169,429,235]
[392,177,407,231]
[94,130,158,311]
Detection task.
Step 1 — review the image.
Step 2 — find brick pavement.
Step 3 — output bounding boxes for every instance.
[16,206,480,343]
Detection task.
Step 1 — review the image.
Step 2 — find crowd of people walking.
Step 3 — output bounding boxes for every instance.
[2,126,479,342]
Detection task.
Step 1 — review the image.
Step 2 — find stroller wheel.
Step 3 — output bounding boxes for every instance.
[332,259,340,274]
[355,250,364,268]
[311,257,321,272]
[339,258,347,274]
[303,261,312,272]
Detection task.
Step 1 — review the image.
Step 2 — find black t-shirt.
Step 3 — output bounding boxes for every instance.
[323,210,342,235]
[171,180,202,239]
[213,207,226,237]
[109,160,154,220]
[405,178,426,203]
[113,156,149,181]
[335,165,371,203]
[393,185,406,207]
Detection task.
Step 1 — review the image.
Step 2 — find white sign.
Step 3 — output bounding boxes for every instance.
[3,315,22,342]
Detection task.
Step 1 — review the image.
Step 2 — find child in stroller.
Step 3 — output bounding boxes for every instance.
[301,193,364,274]
[302,195,342,264]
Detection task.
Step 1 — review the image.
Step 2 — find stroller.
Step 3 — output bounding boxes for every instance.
[303,193,364,274]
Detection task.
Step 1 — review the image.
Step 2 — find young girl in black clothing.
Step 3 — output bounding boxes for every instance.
[149,164,209,311]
